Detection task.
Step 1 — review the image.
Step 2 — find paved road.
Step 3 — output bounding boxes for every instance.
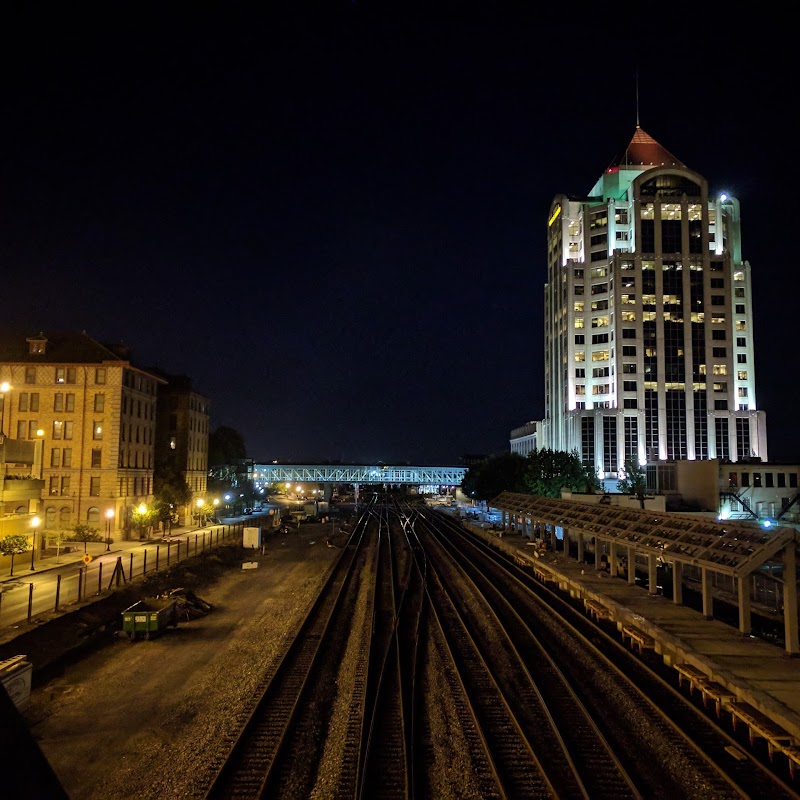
[0,515,265,634]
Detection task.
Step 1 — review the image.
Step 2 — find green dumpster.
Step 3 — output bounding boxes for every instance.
[121,599,178,640]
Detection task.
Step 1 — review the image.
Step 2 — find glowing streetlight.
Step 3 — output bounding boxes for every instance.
[105,508,115,551]
[30,515,41,570]
[196,498,205,527]
[36,428,46,479]
[131,504,148,542]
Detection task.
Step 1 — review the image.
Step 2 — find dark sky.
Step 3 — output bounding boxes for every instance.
[0,5,791,465]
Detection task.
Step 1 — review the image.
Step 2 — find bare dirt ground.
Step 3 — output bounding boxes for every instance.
[6,524,341,800]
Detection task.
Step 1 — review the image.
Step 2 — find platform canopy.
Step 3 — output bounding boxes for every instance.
[492,492,798,578]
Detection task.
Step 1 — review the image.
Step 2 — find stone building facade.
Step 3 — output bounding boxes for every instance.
[0,331,167,541]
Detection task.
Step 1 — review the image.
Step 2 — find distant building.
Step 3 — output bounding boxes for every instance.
[152,372,210,526]
[0,331,166,540]
[644,459,800,527]
[509,421,539,456]
[513,125,767,477]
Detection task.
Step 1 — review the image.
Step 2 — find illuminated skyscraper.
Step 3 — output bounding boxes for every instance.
[539,126,767,478]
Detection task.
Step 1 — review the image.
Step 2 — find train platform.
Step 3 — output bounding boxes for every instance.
[467,522,800,755]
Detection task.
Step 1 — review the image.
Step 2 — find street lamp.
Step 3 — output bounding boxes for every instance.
[36,428,46,479]
[105,508,115,551]
[0,381,11,437]
[30,515,41,570]
[196,498,204,527]
[136,503,148,541]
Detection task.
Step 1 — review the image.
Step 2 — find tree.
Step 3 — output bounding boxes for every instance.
[208,426,247,467]
[152,497,179,535]
[49,528,72,563]
[617,460,649,508]
[524,448,600,497]
[130,505,158,539]
[0,534,31,576]
[68,523,103,554]
[195,499,218,526]
[462,449,601,505]
[153,458,192,532]
[461,453,529,503]
[153,460,192,508]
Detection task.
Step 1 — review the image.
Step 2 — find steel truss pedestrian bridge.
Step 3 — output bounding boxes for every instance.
[252,464,466,487]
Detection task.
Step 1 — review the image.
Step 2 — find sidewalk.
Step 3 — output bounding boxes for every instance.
[0,516,254,586]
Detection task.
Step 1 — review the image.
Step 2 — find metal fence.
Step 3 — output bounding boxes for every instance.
[0,522,243,630]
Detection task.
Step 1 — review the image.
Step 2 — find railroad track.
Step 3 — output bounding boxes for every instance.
[359,503,413,798]
[421,512,641,799]
[202,496,798,799]
[431,509,800,799]
[203,504,376,799]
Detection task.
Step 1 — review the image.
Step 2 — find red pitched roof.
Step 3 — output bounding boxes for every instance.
[606,126,685,171]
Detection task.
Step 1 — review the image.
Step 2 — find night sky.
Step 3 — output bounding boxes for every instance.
[0,6,791,465]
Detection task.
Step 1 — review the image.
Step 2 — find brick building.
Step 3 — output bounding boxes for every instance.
[0,331,166,541]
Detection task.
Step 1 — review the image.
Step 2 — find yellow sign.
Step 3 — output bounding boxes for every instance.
[548,205,562,227]
[82,554,92,565]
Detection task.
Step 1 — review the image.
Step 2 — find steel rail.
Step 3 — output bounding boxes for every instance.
[439,513,800,800]
[203,507,373,799]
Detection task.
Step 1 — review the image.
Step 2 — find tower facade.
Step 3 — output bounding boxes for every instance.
[541,127,767,478]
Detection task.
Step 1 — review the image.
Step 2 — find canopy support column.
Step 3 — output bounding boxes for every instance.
[672,560,683,605]
[648,554,658,595]
[702,567,714,619]
[737,574,752,636]
[784,543,799,656]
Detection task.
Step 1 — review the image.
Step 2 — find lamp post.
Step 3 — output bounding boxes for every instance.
[36,428,46,480]
[196,498,204,528]
[105,508,115,551]
[213,498,219,523]
[0,381,11,437]
[30,515,41,570]
[137,503,147,540]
